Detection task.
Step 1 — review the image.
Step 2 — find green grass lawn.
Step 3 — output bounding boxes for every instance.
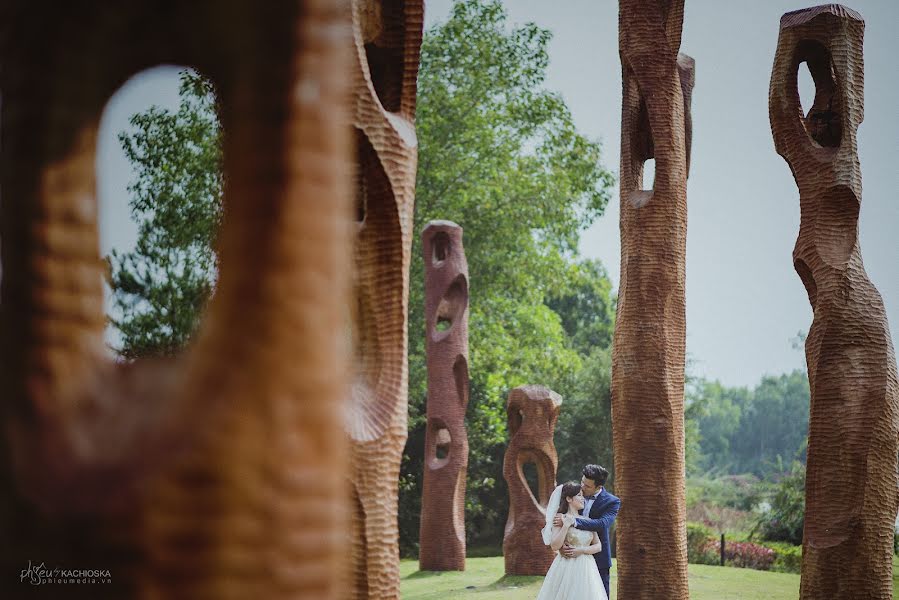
[402,555,899,599]
[401,556,801,599]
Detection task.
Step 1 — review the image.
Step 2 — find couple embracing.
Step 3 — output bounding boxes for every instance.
[537,464,620,600]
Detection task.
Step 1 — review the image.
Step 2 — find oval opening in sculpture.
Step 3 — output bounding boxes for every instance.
[432,231,451,265]
[522,460,540,506]
[347,129,403,443]
[793,39,842,149]
[432,274,468,342]
[435,427,451,460]
[358,0,407,113]
[98,65,222,358]
[641,158,656,192]
[453,355,469,409]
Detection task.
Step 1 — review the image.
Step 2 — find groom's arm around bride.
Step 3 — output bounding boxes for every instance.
[555,464,619,598]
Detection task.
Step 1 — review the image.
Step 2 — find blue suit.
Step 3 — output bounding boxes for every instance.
[576,488,620,597]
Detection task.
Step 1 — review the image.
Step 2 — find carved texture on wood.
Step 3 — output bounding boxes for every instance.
[1,1,354,598]
[611,0,693,597]
[347,0,422,597]
[419,221,470,571]
[769,6,899,598]
[502,385,562,576]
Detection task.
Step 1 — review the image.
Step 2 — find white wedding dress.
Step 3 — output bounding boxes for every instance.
[535,527,608,600]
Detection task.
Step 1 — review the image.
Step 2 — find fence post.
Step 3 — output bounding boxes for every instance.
[720,534,725,566]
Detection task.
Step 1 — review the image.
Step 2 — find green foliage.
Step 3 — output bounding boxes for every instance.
[687,522,719,565]
[400,0,615,553]
[754,462,806,546]
[686,474,764,512]
[546,259,616,355]
[686,370,809,477]
[732,372,810,475]
[765,541,802,574]
[107,70,222,358]
[554,346,613,483]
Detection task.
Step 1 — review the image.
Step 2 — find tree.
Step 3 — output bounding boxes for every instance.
[104,3,617,555]
[732,371,809,475]
[686,378,749,473]
[546,259,616,355]
[401,0,615,553]
[107,71,222,358]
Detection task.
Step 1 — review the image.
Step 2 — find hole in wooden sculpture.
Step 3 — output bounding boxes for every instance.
[794,40,842,148]
[432,231,451,265]
[435,427,451,460]
[641,158,656,191]
[627,89,655,208]
[98,66,222,360]
[432,274,468,342]
[358,0,406,113]
[522,461,540,504]
[510,408,524,435]
[453,355,469,409]
[348,128,402,442]
[797,62,815,119]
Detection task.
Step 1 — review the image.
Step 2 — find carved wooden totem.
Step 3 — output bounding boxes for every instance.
[769,6,899,598]
[611,0,694,598]
[1,1,353,598]
[502,385,562,576]
[419,221,470,571]
[347,0,422,597]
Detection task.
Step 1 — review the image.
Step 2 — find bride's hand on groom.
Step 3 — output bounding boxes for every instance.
[553,514,575,528]
[560,543,581,559]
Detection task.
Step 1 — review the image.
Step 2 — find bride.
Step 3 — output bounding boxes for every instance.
[536,481,608,600]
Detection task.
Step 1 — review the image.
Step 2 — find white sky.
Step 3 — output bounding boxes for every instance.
[98,0,899,387]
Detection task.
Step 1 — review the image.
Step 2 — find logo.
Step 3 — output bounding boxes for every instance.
[20,560,112,586]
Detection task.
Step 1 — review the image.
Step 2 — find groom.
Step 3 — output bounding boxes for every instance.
[554,464,620,598]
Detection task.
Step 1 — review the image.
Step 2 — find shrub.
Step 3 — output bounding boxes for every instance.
[754,462,805,545]
[686,522,718,565]
[686,474,763,511]
[765,541,802,573]
[708,539,776,571]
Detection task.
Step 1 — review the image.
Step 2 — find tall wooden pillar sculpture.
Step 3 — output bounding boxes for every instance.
[611,0,694,597]
[419,221,470,571]
[769,6,899,598]
[502,385,562,576]
[1,1,353,597]
[347,0,423,597]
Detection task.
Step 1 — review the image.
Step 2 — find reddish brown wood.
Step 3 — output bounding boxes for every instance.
[769,6,899,598]
[419,221,470,571]
[611,0,693,597]
[346,1,423,597]
[502,385,562,576]
[1,1,354,597]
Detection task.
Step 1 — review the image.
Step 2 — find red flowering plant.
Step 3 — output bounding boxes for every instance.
[701,539,776,571]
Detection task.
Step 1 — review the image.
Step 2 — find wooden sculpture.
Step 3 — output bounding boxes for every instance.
[346,0,423,597]
[769,6,899,598]
[419,221,470,571]
[611,0,694,597]
[502,385,562,576]
[0,1,353,598]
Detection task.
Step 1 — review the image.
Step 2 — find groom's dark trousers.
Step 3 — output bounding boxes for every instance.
[575,488,620,598]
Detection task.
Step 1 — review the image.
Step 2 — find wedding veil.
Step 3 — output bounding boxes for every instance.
[541,484,563,545]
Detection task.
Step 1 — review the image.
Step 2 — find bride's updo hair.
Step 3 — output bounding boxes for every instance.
[557,481,582,514]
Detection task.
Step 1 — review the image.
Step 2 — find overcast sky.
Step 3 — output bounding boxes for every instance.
[98,0,899,387]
